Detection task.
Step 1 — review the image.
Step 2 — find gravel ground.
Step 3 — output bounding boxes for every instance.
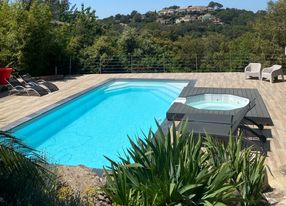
[54,164,286,206]
[54,165,111,206]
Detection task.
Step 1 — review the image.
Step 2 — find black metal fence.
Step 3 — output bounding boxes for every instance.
[70,53,286,74]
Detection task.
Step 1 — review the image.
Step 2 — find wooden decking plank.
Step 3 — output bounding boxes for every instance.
[245,89,258,116]
[250,89,264,117]
[254,90,270,118]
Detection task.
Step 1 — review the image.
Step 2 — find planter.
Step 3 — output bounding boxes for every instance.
[0,68,13,85]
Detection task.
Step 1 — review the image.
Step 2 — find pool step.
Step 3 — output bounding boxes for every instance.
[105,83,181,96]
[150,89,178,103]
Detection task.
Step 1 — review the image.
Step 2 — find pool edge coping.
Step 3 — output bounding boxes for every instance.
[1,77,195,131]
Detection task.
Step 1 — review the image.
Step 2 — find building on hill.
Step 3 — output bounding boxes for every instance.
[199,13,215,21]
[159,5,215,16]
[175,15,196,24]
[187,6,213,12]
[119,23,128,27]
[156,18,172,24]
[198,13,223,24]
[159,9,176,15]
[176,7,188,13]
[212,18,223,25]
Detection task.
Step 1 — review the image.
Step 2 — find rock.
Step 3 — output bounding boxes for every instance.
[264,188,286,205]
[52,164,111,205]
[279,165,286,176]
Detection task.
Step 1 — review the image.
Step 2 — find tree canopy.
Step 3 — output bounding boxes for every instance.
[208,1,223,9]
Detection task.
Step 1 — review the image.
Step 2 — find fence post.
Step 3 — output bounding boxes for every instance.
[54,66,58,75]
[99,58,102,74]
[229,52,232,72]
[195,54,198,72]
[163,54,166,72]
[129,53,132,72]
[69,56,72,75]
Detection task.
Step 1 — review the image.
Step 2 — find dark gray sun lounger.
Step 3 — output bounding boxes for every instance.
[6,77,49,96]
[21,74,59,92]
[179,100,267,142]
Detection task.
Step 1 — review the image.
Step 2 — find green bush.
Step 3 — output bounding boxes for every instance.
[104,122,268,206]
[0,131,82,206]
[205,136,268,205]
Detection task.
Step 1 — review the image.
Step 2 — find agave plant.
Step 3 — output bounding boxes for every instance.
[0,131,83,206]
[104,122,238,205]
[203,135,268,206]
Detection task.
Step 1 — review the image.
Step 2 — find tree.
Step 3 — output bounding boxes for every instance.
[19,1,57,75]
[118,27,140,55]
[255,0,286,49]
[0,1,23,67]
[0,0,59,75]
[80,36,117,72]
[130,10,142,23]
[69,5,101,47]
[66,4,103,73]
[18,0,33,10]
[208,1,223,9]
[163,5,179,10]
[44,0,71,21]
[144,11,157,22]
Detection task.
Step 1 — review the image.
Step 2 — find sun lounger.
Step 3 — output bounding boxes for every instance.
[21,74,59,92]
[178,100,266,142]
[244,63,262,80]
[6,77,49,96]
[261,65,284,83]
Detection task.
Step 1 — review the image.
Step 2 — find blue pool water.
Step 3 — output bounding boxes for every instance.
[186,94,249,111]
[12,80,188,168]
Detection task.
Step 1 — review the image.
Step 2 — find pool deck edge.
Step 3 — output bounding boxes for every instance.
[1,78,195,131]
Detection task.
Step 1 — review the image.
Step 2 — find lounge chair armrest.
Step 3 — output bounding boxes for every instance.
[14,85,26,90]
[245,65,251,72]
[6,84,13,90]
[27,82,38,87]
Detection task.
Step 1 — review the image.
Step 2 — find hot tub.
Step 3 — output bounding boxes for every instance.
[185,94,249,111]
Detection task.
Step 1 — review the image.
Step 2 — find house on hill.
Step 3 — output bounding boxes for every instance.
[159,9,176,15]
[176,7,188,13]
[156,18,172,24]
[158,5,215,16]
[175,15,196,24]
[198,13,223,24]
[187,6,213,12]
[199,13,214,21]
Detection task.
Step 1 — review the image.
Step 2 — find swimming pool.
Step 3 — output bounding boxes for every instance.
[11,79,188,168]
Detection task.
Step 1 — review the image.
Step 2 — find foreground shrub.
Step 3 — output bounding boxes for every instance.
[205,136,268,205]
[104,122,268,206]
[0,131,82,206]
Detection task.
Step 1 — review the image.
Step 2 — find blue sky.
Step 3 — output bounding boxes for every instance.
[69,0,272,19]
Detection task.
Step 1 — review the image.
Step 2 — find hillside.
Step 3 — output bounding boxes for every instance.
[100,3,261,40]
[0,0,284,75]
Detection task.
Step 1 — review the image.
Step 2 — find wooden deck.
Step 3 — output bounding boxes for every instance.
[0,73,286,191]
[167,87,273,126]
